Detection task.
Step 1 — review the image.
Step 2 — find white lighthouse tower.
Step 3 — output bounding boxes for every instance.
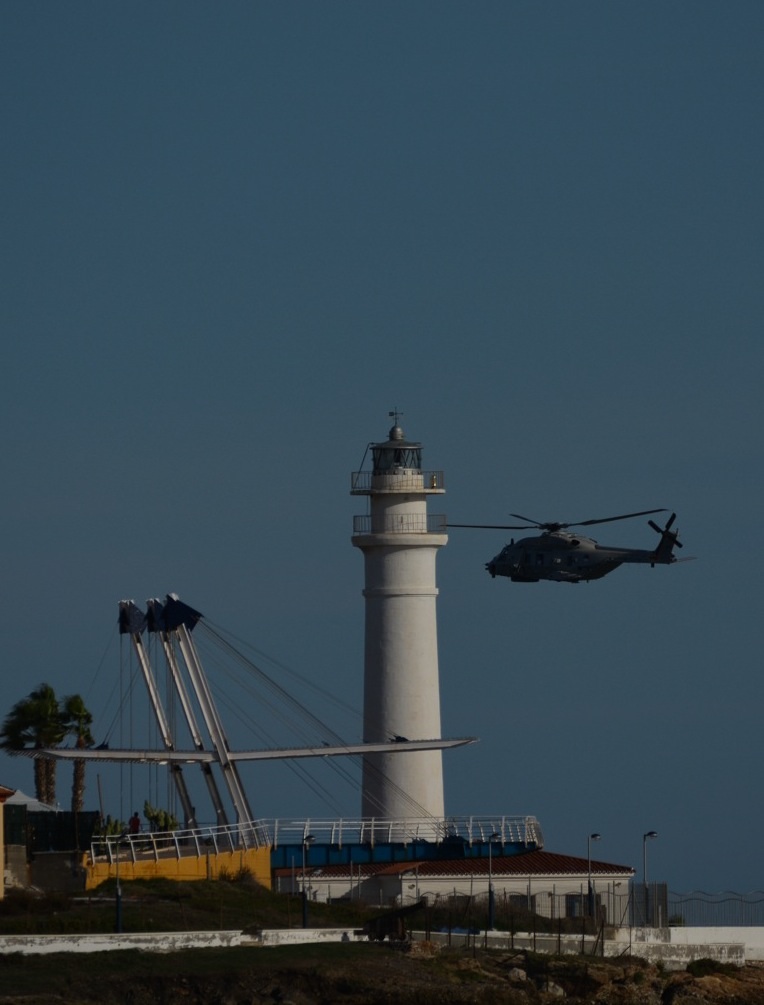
[351,414,448,824]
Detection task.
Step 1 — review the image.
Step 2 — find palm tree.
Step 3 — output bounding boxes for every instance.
[61,693,94,813]
[0,683,67,805]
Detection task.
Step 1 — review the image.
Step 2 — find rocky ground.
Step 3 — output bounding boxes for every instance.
[3,943,764,1005]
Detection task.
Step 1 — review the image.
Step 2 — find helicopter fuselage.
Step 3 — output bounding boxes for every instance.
[486,531,674,583]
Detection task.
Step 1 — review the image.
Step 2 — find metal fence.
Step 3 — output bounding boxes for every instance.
[403,884,764,931]
[626,884,764,927]
[553,883,764,928]
[666,889,764,927]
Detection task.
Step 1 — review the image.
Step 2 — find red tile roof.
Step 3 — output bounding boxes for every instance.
[274,849,634,880]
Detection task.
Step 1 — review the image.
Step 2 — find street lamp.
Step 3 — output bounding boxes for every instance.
[643,831,658,926]
[302,834,315,928]
[587,833,601,919]
[488,832,500,930]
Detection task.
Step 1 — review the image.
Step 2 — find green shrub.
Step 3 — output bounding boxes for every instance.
[686,957,738,978]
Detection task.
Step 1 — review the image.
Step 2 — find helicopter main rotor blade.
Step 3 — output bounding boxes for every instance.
[450,508,669,534]
[509,513,543,526]
[568,508,667,529]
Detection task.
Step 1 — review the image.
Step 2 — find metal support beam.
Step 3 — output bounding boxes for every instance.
[118,601,197,828]
[174,622,255,829]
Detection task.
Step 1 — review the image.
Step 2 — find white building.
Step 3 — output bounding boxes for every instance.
[275,849,634,925]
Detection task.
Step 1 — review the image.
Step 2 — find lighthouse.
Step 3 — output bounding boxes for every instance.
[351,415,448,823]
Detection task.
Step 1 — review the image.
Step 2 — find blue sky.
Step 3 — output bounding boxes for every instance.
[2,2,762,892]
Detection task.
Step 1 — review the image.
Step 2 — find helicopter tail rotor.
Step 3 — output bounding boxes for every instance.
[648,512,683,564]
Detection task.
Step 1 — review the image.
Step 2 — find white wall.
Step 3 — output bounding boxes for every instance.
[0,931,245,956]
[611,926,764,962]
[283,870,632,924]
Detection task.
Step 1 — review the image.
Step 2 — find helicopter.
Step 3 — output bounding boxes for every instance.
[448,508,686,583]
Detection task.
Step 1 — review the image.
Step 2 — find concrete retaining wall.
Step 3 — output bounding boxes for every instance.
[257,928,367,946]
[4,925,763,962]
[0,930,246,955]
[609,926,764,964]
[0,928,369,954]
[605,937,745,970]
[414,929,748,969]
[414,930,601,955]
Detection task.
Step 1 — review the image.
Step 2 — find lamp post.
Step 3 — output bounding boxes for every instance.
[488,832,500,930]
[302,834,315,928]
[587,833,601,919]
[114,829,128,934]
[643,831,658,926]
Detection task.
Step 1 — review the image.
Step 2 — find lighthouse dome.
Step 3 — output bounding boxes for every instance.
[372,424,422,474]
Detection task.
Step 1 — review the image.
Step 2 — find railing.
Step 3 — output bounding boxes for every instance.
[352,513,447,535]
[90,818,272,864]
[90,815,543,864]
[270,815,543,849]
[350,470,444,493]
[459,816,545,847]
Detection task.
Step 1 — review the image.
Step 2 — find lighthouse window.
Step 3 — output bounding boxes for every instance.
[397,447,421,469]
[372,446,422,473]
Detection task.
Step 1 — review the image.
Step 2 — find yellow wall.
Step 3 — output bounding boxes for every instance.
[85,845,271,891]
